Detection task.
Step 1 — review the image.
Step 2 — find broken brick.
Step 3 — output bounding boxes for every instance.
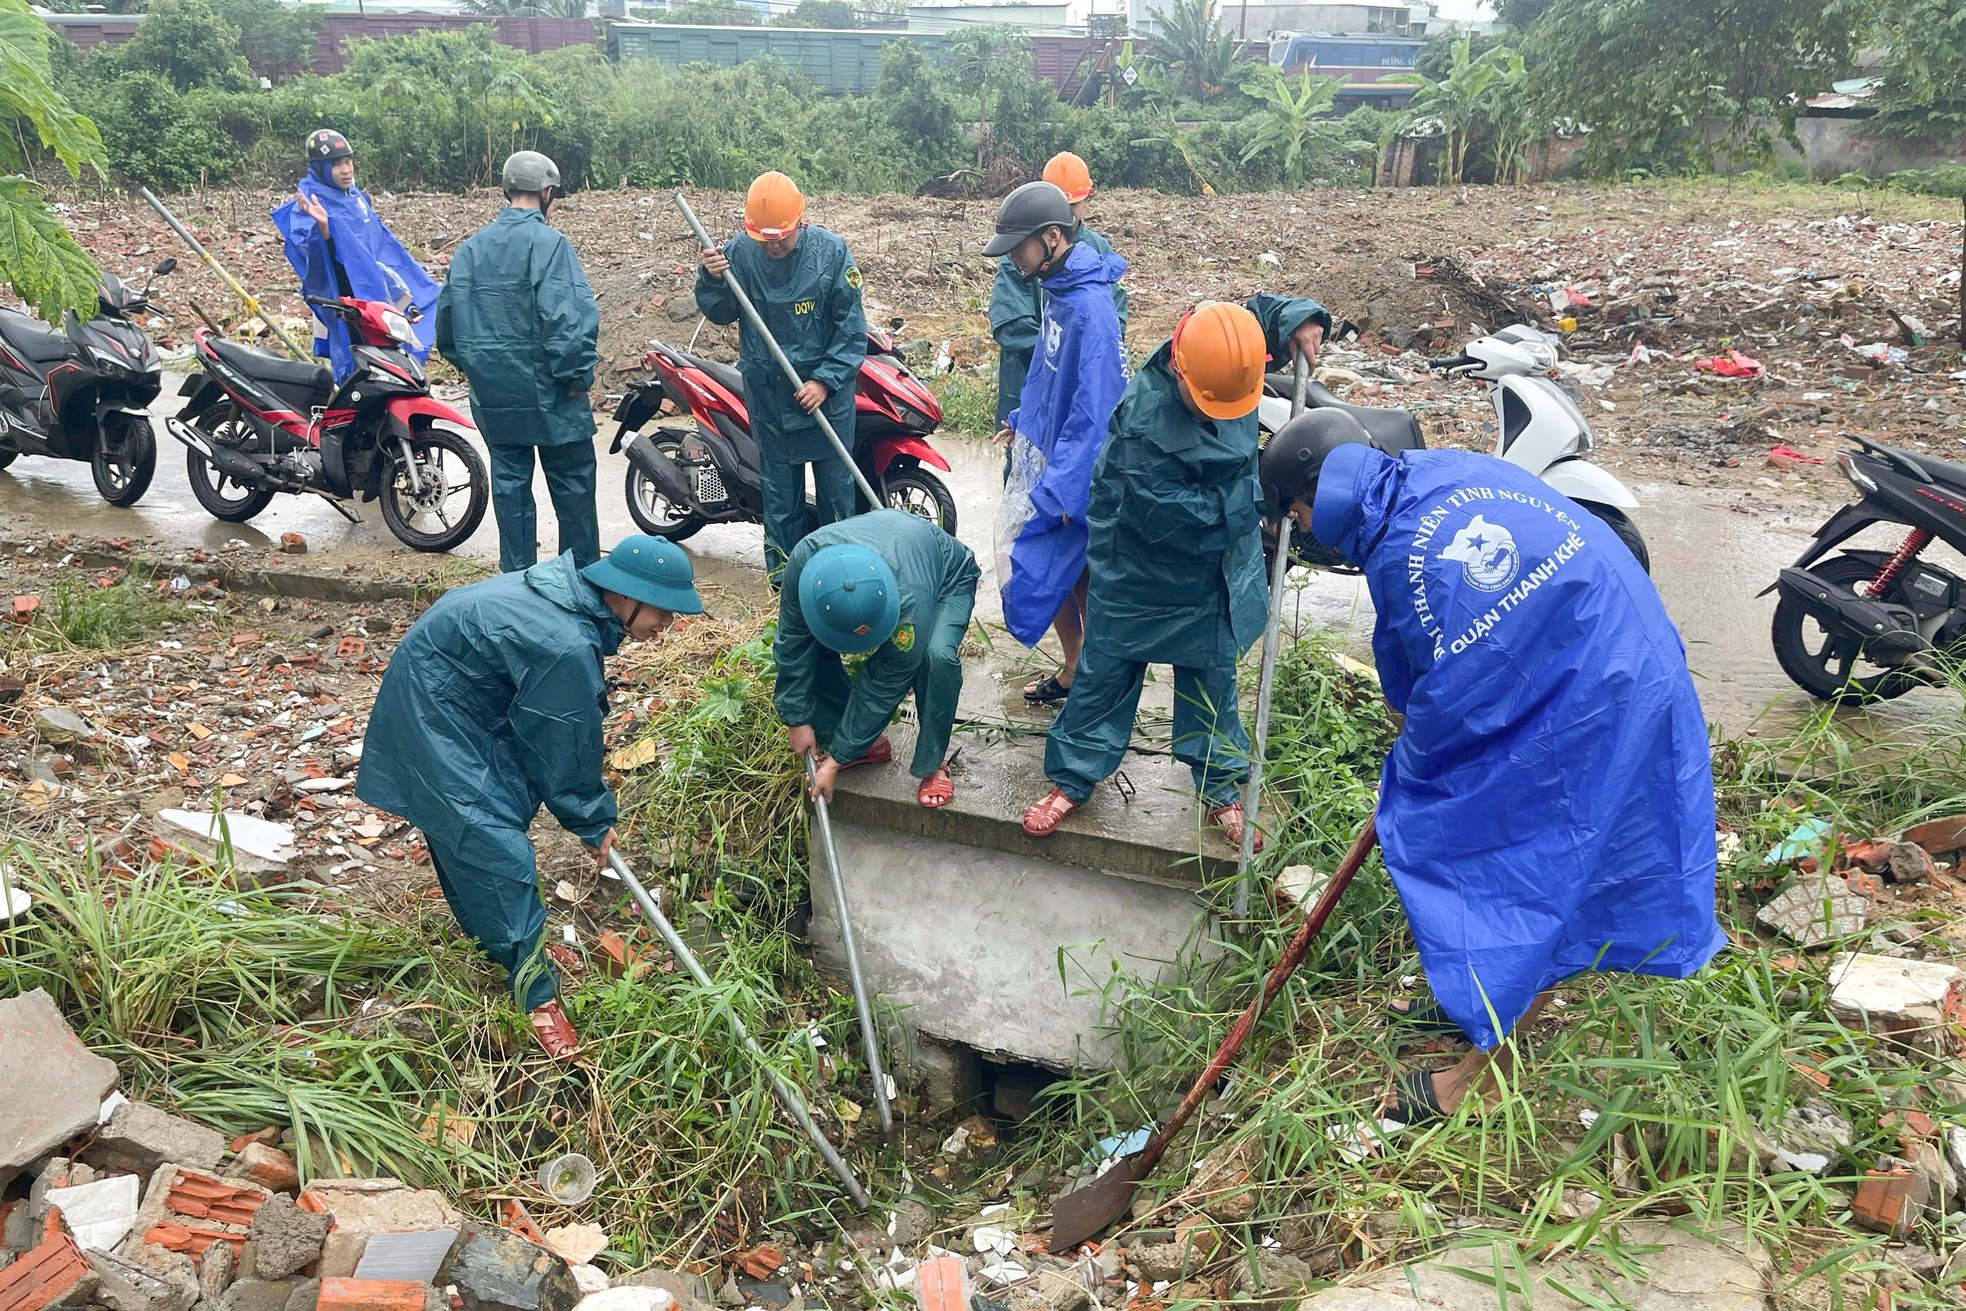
[0,1226,95,1311]
[314,1279,429,1311]
[495,1202,546,1249]
[9,596,39,624]
[163,1172,269,1227]
[233,1144,300,1194]
[1851,1164,1927,1236]
[913,1255,967,1311]
[144,1223,249,1262]
[590,932,649,981]
[1901,814,1966,857]
[734,1246,783,1279]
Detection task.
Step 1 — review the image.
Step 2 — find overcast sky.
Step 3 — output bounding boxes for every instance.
[1428,0,1495,19]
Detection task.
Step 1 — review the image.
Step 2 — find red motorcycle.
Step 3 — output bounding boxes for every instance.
[167,295,488,552]
[609,327,957,541]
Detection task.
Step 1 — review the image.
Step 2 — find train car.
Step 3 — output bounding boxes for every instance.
[1270,31,1422,106]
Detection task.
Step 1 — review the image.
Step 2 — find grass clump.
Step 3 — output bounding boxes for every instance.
[2,577,169,652]
[929,370,1000,442]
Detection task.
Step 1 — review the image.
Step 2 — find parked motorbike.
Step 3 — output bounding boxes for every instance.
[0,258,176,506]
[1256,324,1650,572]
[167,295,488,552]
[610,327,958,541]
[1765,435,1966,701]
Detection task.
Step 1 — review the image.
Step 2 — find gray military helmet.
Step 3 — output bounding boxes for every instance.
[981,181,1075,257]
[500,150,561,195]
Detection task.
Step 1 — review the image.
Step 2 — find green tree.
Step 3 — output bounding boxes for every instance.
[1381,35,1521,184]
[0,0,106,323]
[211,0,326,80]
[1144,0,1246,102]
[1496,0,1550,28]
[1238,67,1342,185]
[110,0,254,92]
[461,0,592,17]
[771,0,856,27]
[873,39,956,151]
[1870,0,1966,140]
[653,0,760,24]
[949,25,1044,170]
[1523,0,1873,173]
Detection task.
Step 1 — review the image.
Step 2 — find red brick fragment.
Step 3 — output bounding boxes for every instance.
[0,1225,91,1311]
[317,1278,428,1311]
[145,1223,248,1260]
[1851,1167,1919,1235]
[1901,814,1966,857]
[235,1142,300,1193]
[734,1246,783,1279]
[498,1200,547,1247]
[8,595,39,624]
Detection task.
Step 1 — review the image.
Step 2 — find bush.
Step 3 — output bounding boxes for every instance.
[105,0,254,93]
[99,72,239,189]
[1884,163,1966,197]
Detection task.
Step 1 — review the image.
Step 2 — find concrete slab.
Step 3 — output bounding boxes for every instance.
[812,726,1227,1071]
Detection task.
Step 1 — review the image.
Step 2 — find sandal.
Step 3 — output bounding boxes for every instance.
[528,1000,581,1061]
[1207,802,1263,853]
[839,735,893,769]
[1387,996,1465,1039]
[1385,1067,1448,1127]
[1023,674,1072,705]
[1022,787,1081,838]
[917,765,955,810]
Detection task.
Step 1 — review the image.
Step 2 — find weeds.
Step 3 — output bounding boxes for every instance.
[930,370,1000,441]
[1,577,168,653]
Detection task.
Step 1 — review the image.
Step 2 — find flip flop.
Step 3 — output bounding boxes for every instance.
[839,735,892,769]
[1023,674,1072,705]
[1022,787,1081,837]
[528,1001,581,1061]
[1207,802,1264,853]
[1386,1067,1448,1126]
[1387,996,1465,1039]
[917,766,954,809]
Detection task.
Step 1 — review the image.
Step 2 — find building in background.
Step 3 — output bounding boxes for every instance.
[904,3,1073,35]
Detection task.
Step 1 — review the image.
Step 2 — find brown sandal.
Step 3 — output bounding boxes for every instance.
[1022,787,1081,838]
[917,765,954,809]
[1208,802,1263,853]
[529,1001,581,1060]
[840,735,893,769]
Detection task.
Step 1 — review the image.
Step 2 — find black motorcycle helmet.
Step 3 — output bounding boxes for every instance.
[1260,409,1375,519]
[305,129,353,164]
[981,181,1076,258]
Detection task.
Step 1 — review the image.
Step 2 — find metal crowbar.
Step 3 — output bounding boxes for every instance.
[805,752,895,1134]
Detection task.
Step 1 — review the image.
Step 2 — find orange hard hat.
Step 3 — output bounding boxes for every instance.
[743,171,805,241]
[1171,302,1268,421]
[1042,151,1094,203]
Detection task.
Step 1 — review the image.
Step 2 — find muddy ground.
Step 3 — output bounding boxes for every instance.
[63,179,1965,501]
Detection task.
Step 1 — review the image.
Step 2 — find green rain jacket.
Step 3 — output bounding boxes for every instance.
[774,510,980,766]
[989,225,1129,427]
[1082,293,1329,668]
[695,225,866,464]
[435,207,600,449]
[354,553,622,848]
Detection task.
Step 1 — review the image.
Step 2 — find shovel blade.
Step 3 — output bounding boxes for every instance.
[1048,1153,1149,1251]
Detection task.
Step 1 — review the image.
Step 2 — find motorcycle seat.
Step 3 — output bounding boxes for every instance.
[677,349,746,400]
[0,309,74,364]
[210,338,333,397]
[1284,377,1425,453]
[1895,449,1966,491]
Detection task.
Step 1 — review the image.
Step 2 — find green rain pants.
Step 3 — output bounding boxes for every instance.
[427,828,557,1011]
[489,441,599,575]
[807,588,974,776]
[761,456,860,582]
[1043,645,1251,807]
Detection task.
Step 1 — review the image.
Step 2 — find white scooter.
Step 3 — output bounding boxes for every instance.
[1257,324,1648,572]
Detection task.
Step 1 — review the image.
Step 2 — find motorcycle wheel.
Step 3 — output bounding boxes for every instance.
[379,425,489,552]
[92,414,156,507]
[882,466,958,535]
[622,435,707,541]
[186,410,276,522]
[1770,553,1923,703]
[1582,503,1650,575]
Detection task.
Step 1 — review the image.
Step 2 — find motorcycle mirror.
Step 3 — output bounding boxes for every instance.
[154,257,178,276]
[888,317,904,331]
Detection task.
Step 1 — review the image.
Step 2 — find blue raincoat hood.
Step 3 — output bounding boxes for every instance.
[995,241,1129,646]
[1313,444,1724,1048]
[272,172,439,381]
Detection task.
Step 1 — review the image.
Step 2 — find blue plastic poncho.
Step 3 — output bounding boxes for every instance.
[272,160,439,382]
[994,241,1128,646]
[1311,444,1724,1049]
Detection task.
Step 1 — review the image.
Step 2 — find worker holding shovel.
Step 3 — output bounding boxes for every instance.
[1259,411,1724,1125]
[775,509,979,810]
[697,171,868,580]
[1020,295,1328,849]
[354,535,705,1059]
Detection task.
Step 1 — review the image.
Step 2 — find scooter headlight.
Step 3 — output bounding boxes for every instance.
[1837,450,1877,493]
[380,309,416,346]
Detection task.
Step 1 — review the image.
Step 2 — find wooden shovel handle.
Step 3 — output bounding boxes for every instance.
[1134,814,1380,1174]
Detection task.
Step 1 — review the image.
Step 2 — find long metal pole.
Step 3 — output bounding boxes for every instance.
[672,192,880,511]
[1233,355,1311,918]
[606,850,872,1210]
[805,754,893,1134]
[139,187,308,359]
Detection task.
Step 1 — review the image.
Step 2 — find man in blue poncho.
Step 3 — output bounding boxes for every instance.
[988,153,1129,432]
[273,130,439,383]
[980,181,1129,706]
[1259,410,1724,1125]
[355,534,704,1060]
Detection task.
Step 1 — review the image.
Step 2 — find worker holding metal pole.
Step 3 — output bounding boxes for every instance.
[685,178,875,581]
[139,186,309,359]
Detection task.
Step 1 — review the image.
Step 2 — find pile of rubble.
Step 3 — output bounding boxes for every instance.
[1,990,709,1311]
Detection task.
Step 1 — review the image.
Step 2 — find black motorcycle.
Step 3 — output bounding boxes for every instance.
[0,258,175,506]
[1767,434,1966,701]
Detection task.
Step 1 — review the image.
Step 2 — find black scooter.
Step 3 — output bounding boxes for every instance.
[1766,434,1966,701]
[0,258,174,506]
